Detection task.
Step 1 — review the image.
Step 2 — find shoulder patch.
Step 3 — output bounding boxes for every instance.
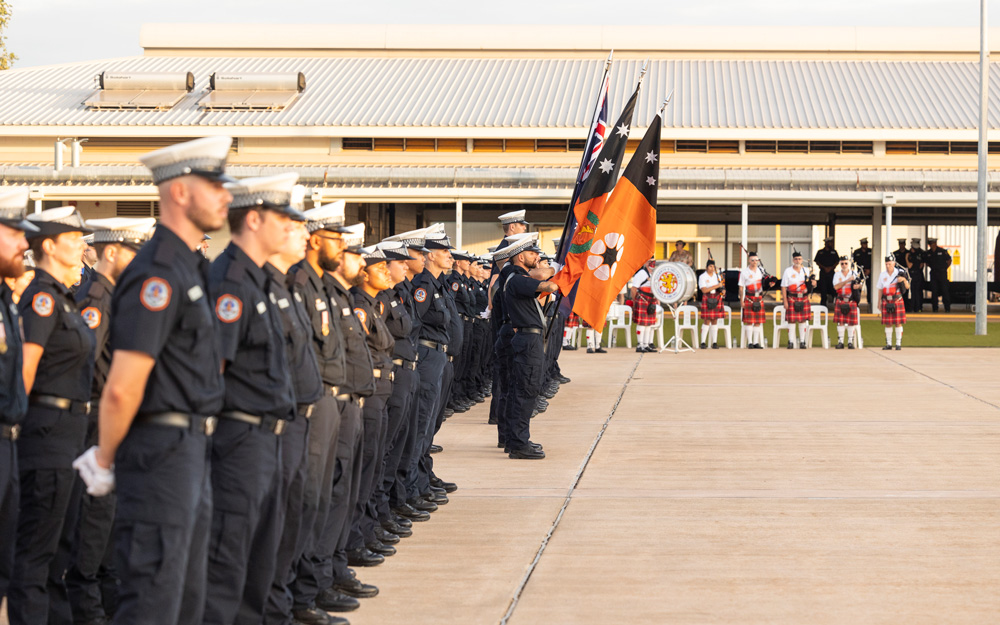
[140,277,172,312]
[216,294,243,324]
[451,282,460,292]
[414,288,427,303]
[81,307,102,329]
[354,307,367,326]
[31,292,54,317]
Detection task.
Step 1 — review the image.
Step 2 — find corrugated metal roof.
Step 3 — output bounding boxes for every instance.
[2,57,1000,131]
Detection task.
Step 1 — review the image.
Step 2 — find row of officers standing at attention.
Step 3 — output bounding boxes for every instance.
[0,136,564,625]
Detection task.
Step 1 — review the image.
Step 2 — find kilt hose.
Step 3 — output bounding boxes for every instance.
[833,296,859,326]
[784,294,811,323]
[741,293,765,325]
[631,290,658,326]
[700,292,726,322]
[880,295,906,326]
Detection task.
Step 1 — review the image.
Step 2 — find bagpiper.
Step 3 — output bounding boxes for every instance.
[738,251,765,349]
[780,251,815,349]
[831,256,861,349]
[876,255,910,350]
[698,259,726,349]
[628,258,659,353]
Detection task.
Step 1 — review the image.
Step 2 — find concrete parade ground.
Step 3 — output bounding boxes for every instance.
[3,346,998,625]
[350,347,1000,625]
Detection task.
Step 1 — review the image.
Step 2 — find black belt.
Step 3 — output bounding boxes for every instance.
[30,394,91,415]
[373,368,395,382]
[418,339,447,352]
[392,358,417,371]
[1,423,20,441]
[135,412,217,436]
[334,393,365,408]
[297,403,315,419]
[220,411,287,435]
[513,327,543,335]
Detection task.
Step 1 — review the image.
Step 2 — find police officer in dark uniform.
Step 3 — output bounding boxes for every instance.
[852,238,873,306]
[59,218,154,625]
[203,174,299,624]
[813,237,839,308]
[501,233,557,460]
[906,238,925,313]
[444,251,475,414]
[288,202,352,625]
[79,136,231,625]
[347,246,398,563]
[406,229,454,509]
[490,210,529,281]
[925,237,952,312]
[371,240,421,540]
[0,188,36,607]
[7,206,94,625]
[263,210,328,625]
[893,238,908,266]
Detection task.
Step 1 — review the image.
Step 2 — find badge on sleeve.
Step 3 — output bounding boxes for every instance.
[81,307,102,329]
[354,307,367,326]
[451,282,459,292]
[140,278,171,312]
[216,294,243,324]
[31,292,54,317]
[414,288,427,303]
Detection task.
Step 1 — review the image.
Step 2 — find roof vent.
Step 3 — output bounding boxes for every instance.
[199,72,305,111]
[85,71,194,110]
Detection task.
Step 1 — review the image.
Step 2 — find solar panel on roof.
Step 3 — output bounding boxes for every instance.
[197,90,300,110]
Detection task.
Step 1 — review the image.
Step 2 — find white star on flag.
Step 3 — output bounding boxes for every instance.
[616,123,629,138]
[598,158,614,174]
[646,176,657,186]
[645,151,658,164]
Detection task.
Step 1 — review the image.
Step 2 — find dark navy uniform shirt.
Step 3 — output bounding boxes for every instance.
[814,247,840,275]
[352,287,395,372]
[492,263,516,327]
[290,261,347,387]
[852,248,872,273]
[441,276,464,356]
[325,273,375,397]
[503,266,545,329]
[0,284,27,424]
[209,243,294,420]
[383,281,417,363]
[111,226,224,417]
[266,263,323,407]
[411,269,451,344]
[75,272,114,402]
[20,267,95,402]
[926,247,953,274]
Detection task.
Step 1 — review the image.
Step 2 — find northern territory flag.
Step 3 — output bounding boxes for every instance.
[573,111,661,331]
[550,86,639,296]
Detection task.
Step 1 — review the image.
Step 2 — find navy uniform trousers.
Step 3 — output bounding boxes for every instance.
[323,398,364,587]
[405,345,447,499]
[509,332,545,450]
[348,380,392,551]
[112,423,212,625]
[378,363,417,519]
[0,436,18,602]
[290,393,341,611]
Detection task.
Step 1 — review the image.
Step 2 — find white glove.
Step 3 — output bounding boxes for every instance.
[72,446,115,497]
[480,308,491,320]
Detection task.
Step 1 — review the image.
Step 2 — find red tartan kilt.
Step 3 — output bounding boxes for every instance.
[564,313,581,328]
[784,295,811,323]
[700,294,726,321]
[741,296,766,324]
[832,298,859,325]
[631,291,658,325]
[881,295,906,326]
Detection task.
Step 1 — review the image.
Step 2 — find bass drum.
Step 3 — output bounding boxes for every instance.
[651,262,697,306]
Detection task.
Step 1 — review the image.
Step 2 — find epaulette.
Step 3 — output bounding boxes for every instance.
[85,278,108,300]
[151,237,178,267]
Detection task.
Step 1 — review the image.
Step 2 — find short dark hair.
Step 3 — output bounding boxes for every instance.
[28,237,48,261]
[227,207,255,235]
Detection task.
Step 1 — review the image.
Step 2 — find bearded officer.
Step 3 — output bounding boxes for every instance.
[262,208,328,625]
[288,202,352,625]
[58,218,154,625]
[76,136,231,625]
[502,233,557,459]
[8,206,94,625]
[0,188,36,608]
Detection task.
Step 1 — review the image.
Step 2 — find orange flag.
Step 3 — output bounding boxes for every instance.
[573,111,661,331]
[550,88,639,296]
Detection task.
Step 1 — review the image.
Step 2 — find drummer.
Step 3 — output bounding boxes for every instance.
[628,257,658,353]
[831,255,860,349]
[738,251,765,349]
[698,260,725,349]
[876,255,910,350]
[780,251,814,349]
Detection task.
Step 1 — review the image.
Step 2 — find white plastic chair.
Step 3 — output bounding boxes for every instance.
[605,304,632,348]
[719,305,734,349]
[675,305,700,350]
[805,305,830,349]
[652,306,665,350]
[771,305,797,349]
[853,325,864,348]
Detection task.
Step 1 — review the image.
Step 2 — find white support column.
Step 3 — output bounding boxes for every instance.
[741,202,748,266]
[976,0,990,334]
[872,202,882,314]
[34,199,42,214]
[455,199,463,250]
